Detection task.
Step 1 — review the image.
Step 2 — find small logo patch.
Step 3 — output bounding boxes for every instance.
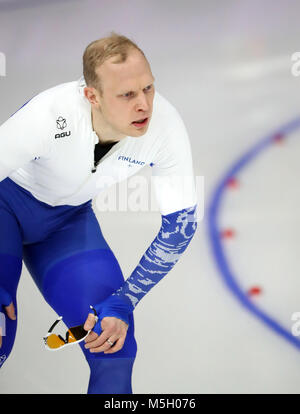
[56,116,67,130]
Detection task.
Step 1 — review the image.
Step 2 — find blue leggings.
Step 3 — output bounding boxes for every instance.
[0,177,137,393]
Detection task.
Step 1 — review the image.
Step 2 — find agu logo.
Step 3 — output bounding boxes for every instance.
[55,116,71,139]
[56,116,67,130]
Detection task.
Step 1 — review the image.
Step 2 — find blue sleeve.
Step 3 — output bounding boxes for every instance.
[92,204,198,334]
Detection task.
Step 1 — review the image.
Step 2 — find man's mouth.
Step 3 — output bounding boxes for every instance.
[132,117,149,128]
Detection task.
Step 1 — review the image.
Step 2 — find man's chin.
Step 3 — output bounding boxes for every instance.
[129,130,147,137]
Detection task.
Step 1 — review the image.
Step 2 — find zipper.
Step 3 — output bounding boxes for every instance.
[56,134,127,204]
[54,156,96,205]
[91,137,125,173]
[91,158,100,173]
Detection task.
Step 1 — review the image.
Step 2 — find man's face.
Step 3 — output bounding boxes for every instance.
[93,49,155,138]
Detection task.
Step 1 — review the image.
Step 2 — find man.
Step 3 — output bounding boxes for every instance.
[0,32,198,393]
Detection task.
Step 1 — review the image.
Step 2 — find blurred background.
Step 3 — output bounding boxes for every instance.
[0,0,299,394]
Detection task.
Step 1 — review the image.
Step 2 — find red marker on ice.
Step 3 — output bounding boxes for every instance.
[226,177,239,189]
[220,229,235,239]
[272,132,284,144]
[247,286,262,296]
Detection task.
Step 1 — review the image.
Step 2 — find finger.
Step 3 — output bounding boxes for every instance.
[84,330,109,349]
[4,302,16,320]
[104,337,126,354]
[83,313,96,331]
[84,331,98,343]
[88,334,120,353]
[0,334,2,349]
[85,331,112,351]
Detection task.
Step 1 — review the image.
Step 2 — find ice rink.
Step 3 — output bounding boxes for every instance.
[0,0,300,394]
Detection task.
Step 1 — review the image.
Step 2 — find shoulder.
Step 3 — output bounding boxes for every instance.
[26,78,83,115]
[0,79,87,148]
[152,90,181,122]
[7,78,87,133]
[150,90,189,148]
[152,90,187,134]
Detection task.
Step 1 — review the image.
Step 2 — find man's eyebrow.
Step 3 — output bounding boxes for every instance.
[119,78,155,95]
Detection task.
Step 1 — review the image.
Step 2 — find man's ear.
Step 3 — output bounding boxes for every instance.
[84,86,99,105]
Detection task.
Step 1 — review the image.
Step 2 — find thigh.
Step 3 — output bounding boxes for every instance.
[23,204,137,360]
[22,203,110,293]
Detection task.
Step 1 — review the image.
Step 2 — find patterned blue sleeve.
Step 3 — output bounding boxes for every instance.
[92,204,198,333]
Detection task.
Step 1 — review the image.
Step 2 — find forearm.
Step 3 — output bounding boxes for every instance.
[113,204,198,307]
[92,205,198,331]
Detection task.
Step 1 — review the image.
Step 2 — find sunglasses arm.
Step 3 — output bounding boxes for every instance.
[47,316,63,334]
[90,305,98,318]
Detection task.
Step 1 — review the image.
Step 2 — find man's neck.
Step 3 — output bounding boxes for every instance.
[91,106,125,145]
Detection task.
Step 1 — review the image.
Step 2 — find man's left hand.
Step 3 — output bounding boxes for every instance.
[83,313,129,354]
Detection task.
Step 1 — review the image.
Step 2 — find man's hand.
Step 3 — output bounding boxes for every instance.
[83,313,129,354]
[0,301,16,349]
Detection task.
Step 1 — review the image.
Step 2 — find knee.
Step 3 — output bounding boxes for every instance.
[87,357,136,394]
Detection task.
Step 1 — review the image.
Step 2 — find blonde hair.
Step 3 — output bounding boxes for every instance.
[83,32,147,95]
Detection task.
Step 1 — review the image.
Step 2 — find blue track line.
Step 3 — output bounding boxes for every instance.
[207,116,300,349]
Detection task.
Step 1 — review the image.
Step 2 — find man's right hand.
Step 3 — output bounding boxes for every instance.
[4,301,16,320]
[0,287,16,349]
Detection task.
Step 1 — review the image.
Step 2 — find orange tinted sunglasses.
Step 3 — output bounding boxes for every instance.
[43,306,98,351]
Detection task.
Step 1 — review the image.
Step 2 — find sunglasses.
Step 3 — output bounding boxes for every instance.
[43,305,98,351]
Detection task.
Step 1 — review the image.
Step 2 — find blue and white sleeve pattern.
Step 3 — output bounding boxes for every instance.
[92,204,198,332]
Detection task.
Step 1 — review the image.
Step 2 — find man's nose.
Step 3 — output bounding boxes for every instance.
[135,93,150,112]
